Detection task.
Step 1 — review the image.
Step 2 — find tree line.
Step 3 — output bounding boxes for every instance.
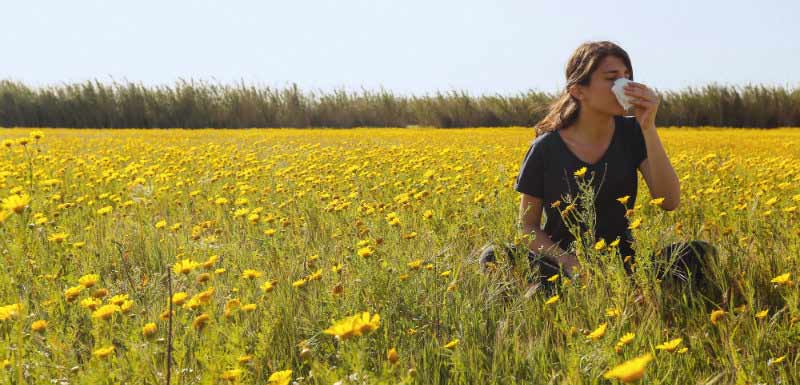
[1,79,798,128]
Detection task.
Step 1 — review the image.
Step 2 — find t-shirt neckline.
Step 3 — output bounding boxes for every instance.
[555,116,619,167]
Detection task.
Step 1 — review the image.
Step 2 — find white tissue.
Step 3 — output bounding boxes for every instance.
[611,77,633,111]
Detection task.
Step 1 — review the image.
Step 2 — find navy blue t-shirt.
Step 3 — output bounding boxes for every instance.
[513,115,648,259]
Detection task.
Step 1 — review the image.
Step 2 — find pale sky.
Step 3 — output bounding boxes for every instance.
[2,0,797,96]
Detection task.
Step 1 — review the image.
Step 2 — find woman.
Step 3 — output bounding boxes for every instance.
[480,41,718,300]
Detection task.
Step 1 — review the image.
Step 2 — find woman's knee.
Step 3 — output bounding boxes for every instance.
[660,240,717,283]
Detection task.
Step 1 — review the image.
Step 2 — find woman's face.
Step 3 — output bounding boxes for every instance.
[572,55,632,116]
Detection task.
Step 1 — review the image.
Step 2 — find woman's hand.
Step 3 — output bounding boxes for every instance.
[560,253,581,279]
[624,82,660,130]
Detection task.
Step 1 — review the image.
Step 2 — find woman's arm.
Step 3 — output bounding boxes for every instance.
[625,81,680,211]
[519,194,580,277]
[638,127,681,211]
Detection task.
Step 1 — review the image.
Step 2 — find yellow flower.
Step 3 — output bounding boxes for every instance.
[171,292,188,305]
[30,130,44,140]
[91,304,121,321]
[96,206,113,216]
[2,193,31,214]
[192,313,210,331]
[407,259,423,270]
[710,309,727,325]
[31,319,48,333]
[104,294,125,306]
[241,269,263,279]
[755,309,769,320]
[387,347,399,364]
[768,355,786,366]
[201,255,219,269]
[172,259,199,275]
[443,338,460,349]
[616,195,630,205]
[267,369,292,385]
[357,246,374,258]
[155,220,167,229]
[547,274,559,282]
[292,278,308,288]
[64,285,84,302]
[594,238,606,251]
[92,345,115,359]
[48,232,69,243]
[655,338,683,352]
[770,272,793,286]
[0,304,22,321]
[628,218,642,230]
[308,269,323,281]
[92,288,108,298]
[241,303,257,312]
[220,369,243,381]
[80,297,102,310]
[574,167,587,177]
[609,238,621,247]
[617,332,635,346]
[605,307,622,317]
[261,280,276,293]
[649,197,665,206]
[142,322,157,338]
[603,353,653,382]
[78,274,100,288]
[323,311,381,340]
[544,295,560,306]
[587,322,607,341]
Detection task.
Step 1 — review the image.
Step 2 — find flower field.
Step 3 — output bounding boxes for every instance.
[0,127,798,384]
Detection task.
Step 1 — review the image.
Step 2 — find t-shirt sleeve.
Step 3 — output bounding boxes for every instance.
[630,118,648,167]
[514,140,545,199]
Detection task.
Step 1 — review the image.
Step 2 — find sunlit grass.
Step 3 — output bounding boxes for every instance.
[0,127,798,384]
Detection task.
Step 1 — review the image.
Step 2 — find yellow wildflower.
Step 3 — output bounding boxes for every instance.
[31,320,48,333]
[241,269,263,279]
[544,295,560,306]
[0,304,22,321]
[92,345,115,359]
[710,309,727,325]
[220,369,243,381]
[587,322,607,341]
[267,369,292,385]
[172,259,199,275]
[443,338,460,349]
[78,274,100,288]
[603,353,653,382]
[323,311,381,340]
[770,272,793,286]
[142,322,157,338]
[655,338,683,353]
[1,194,31,214]
[91,304,121,321]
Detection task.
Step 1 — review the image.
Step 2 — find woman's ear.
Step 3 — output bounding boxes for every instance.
[568,84,583,101]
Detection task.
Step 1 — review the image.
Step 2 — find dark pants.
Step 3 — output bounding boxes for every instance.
[479,240,718,297]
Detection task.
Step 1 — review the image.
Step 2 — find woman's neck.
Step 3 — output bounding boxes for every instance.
[565,109,615,142]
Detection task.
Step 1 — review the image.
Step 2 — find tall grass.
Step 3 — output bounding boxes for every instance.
[1,79,798,128]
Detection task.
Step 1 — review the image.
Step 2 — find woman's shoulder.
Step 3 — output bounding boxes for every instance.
[529,129,560,150]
